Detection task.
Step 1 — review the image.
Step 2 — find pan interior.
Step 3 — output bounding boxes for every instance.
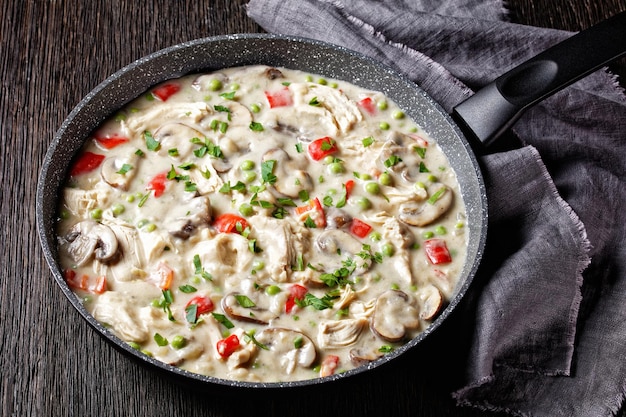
[37,34,487,388]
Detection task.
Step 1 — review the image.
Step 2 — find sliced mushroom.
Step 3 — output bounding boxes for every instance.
[349,345,384,367]
[164,196,212,239]
[255,328,317,374]
[222,292,277,325]
[417,285,444,321]
[264,67,284,79]
[371,290,420,342]
[100,153,139,191]
[314,229,371,275]
[378,131,430,183]
[262,148,312,199]
[318,318,367,349]
[192,72,228,91]
[64,220,119,266]
[398,184,453,227]
[154,123,204,160]
[325,207,352,229]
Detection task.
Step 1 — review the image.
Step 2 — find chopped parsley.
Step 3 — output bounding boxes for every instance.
[234,294,256,308]
[144,130,160,151]
[116,163,133,175]
[261,160,277,184]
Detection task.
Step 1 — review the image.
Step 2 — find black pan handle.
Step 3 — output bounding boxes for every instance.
[452,11,626,148]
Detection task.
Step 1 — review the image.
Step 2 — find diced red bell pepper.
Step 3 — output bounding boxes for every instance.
[345,179,355,199]
[285,284,308,314]
[264,87,293,108]
[146,171,168,198]
[70,151,105,176]
[152,82,181,101]
[349,218,372,239]
[94,132,129,149]
[147,262,174,290]
[216,334,240,358]
[295,197,326,228]
[213,213,249,234]
[307,137,338,161]
[185,295,215,318]
[320,354,340,377]
[64,269,107,294]
[424,238,452,264]
[358,97,376,115]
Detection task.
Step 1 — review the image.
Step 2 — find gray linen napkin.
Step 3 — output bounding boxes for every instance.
[247,1,626,416]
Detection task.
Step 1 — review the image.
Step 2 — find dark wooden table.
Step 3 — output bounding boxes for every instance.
[3,1,624,416]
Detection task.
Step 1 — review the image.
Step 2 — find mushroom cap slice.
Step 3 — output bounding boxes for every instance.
[64,220,119,266]
[255,328,317,374]
[262,148,312,199]
[314,229,371,275]
[100,154,139,191]
[398,184,453,227]
[371,290,420,343]
[349,346,384,367]
[154,123,203,160]
[221,293,277,325]
[164,196,212,239]
[416,285,444,321]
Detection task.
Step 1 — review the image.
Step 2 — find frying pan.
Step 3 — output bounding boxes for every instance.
[37,12,626,389]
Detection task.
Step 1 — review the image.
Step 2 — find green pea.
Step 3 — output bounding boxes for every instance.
[112,203,125,216]
[392,110,405,120]
[356,197,372,210]
[265,285,281,296]
[229,82,240,91]
[243,171,257,183]
[455,222,465,229]
[137,219,149,228]
[379,172,393,186]
[328,162,344,175]
[171,335,187,350]
[208,78,223,91]
[252,260,265,271]
[379,121,390,130]
[382,243,395,257]
[359,173,372,181]
[317,78,327,85]
[390,283,400,290]
[90,208,102,220]
[145,223,157,232]
[239,203,254,217]
[414,181,426,190]
[427,174,438,183]
[305,75,313,82]
[423,231,435,239]
[323,155,335,165]
[250,103,261,113]
[370,231,382,242]
[435,225,447,235]
[365,182,380,195]
[330,82,338,88]
[377,100,388,110]
[240,160,255,171]
[126,194,135,203]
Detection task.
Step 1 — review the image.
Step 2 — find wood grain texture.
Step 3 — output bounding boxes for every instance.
[1,1,623,416]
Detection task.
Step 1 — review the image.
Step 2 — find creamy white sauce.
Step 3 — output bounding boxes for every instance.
[57,65,467,382]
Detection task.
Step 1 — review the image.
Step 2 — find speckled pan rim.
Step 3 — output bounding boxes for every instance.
[37,33,487,389]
